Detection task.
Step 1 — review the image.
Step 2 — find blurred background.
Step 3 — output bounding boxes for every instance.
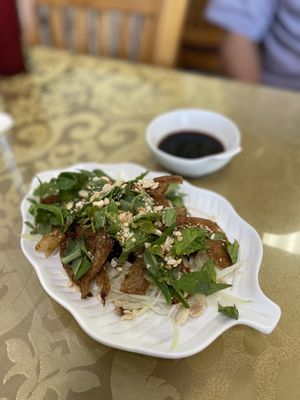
[1,0,222,75]
[1,0,300,91]
[179,0,223,75]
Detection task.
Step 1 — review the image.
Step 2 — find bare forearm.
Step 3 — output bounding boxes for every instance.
[220,33,262,83]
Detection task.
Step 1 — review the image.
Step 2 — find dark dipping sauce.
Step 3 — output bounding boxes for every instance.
[158,131,225,159]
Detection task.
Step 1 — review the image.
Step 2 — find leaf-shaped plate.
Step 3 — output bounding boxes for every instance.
[20,163,281,359]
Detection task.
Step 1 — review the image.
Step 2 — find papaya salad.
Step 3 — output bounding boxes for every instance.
[26,169,241,325]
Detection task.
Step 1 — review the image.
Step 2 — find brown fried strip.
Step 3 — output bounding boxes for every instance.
[176,216,222,233]
[207,240,232,269]
[79,229,114,298]
[120,256,149,295]
[175,215,232,269]
[41,194,60,204]
[35,229,65,257]
[147,175,183,206]
[60,228,114,299]
[95,267,111,305]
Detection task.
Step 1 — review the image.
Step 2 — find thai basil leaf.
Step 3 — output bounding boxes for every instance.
[61,239,82,264]
[104,202,121,235]
[151,224,176,247]
[144,250,172,304]
[162,208,176,226]
[200,259,216,282]
[174,271,231,296]
[34,204,64,227]
[118,230,150,264]
[227,239,239,263]
[172,227,207,256]
[211,232,227,241]
[165,183,185,208]
[70,256,83,276]
[135,219,159,235]
[75,256,91,279]
[33,179,57,197]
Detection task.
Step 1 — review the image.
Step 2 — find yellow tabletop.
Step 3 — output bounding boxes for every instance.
[0,47,299,400]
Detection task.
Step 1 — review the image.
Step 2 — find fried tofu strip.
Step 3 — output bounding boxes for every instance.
[41,194,60,204]
[176,215,232,269]
[79,229,114,298]
[95,267,111,305]
[35,229,65,257]
[61,228,114,298]
[120,256,149,295]
[147,175,183,207]
[207,240,232,269]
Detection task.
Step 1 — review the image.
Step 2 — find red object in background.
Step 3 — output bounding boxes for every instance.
[0,0,26,75]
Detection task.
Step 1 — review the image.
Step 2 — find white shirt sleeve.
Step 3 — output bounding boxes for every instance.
[205,0,280,42]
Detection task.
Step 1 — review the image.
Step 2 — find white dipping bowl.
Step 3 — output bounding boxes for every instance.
[146,109,241,178]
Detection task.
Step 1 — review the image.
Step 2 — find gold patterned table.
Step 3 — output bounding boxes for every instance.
[0,47,300,400]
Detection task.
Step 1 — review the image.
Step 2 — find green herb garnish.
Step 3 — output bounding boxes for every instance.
[174,260,231,296]
[171,227,208,256]
[61,238,92,279]
[218,303,239,320]
[226,239,239,263]
[165,183,185,207]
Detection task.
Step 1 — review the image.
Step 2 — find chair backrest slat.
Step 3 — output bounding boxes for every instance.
[98,11,109,56]
[35,0,162,15]
[49,6,64,47]
[139,17,155,64]
[119,13,131,59]
[74,7,87,53]
[153,0,189,66]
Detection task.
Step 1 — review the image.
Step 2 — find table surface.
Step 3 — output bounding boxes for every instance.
[0,47,299,400]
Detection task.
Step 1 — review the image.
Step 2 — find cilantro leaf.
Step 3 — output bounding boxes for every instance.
[218,303,239,320]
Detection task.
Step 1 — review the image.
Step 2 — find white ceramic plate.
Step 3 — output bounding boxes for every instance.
[20,163,281,359]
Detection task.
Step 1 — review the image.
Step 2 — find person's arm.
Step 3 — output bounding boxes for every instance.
[220,32,262,83]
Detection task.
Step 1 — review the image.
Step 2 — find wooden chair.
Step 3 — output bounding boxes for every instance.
[179,0,223,73]
[19,0,189,67]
